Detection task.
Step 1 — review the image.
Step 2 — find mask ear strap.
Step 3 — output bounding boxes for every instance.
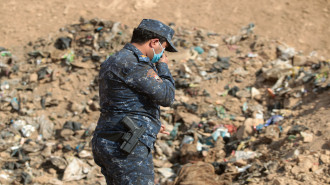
[158,41,165,50]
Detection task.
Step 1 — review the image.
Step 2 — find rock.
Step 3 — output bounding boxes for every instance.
[236,125,252,140]
[251,60,263,69]
[41,144,52,157]
[234,159,247,167]
[233,67,249,76]
[287,125,308,135]
[291,166,301,175]
[293,55,307,66]
[325,140,330,149]
[0,171,13,184]
[154,158,168,168]
[284,98,301,109]
[277,45,295,60]
[60,129,74,139]
[78,150,93,159]
[259,48,277,61]
[223,98,241,114]
[157,167,175,180]
[177,111,201,126]
[74,130,85,139]
[265,125,280,140]
[298,156,313,172]
[180,143,199,164]
[244,118,255,127]
[234,150,257,161]
[300,132,313,143]
[22,141,43,153]
[156,140,173,157]
[174,162,224,185]
[306,56,319,65]
[208,48,218,58]
[204,98,213,104]
[68,101,85,114]
[235,116,246,122]
[320,154,329,164]
[50,156,67,170]
[254,94,262,101]
[263,59,293,80]
[155,143,163,156]
[236,118,255,139]
[272,178,285,185]
[89,101,100,111]
[236,89,251,99]
[29,73,38,82]
[266,174,276,181]
[284,149,300,159]
[251,87,260,98]
[54,37,72,50]
[80,23,94,31]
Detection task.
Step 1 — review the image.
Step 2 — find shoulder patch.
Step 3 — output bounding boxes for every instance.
[147,69,163,82]
[138,55,149,62]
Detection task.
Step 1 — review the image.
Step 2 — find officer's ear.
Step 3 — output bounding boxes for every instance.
[149,39,159,48]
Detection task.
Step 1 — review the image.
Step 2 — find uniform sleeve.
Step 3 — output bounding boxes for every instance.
[123,62,175,107]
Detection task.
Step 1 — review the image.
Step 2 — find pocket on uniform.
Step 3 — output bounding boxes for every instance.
[96,137,123,157]
[98,137,120,148]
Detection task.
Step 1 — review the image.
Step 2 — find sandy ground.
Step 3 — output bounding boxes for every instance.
[0,1,329,184]
[1,0,329,58]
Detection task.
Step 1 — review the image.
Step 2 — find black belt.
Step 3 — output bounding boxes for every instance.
[97,132,144,146]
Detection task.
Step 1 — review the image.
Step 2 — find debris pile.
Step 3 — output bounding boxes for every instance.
[0,18,329,184]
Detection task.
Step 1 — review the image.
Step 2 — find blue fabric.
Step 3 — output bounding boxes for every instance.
[92,136,154,185]
[94,43,175,150]
[92,43,175,184]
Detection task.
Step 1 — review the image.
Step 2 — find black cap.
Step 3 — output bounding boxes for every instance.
[137,19,178,52]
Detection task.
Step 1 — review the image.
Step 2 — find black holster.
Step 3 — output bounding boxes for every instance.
[97,116,146,154]
[119,116,146,154]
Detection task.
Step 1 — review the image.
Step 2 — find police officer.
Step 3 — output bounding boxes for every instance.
[92,19,177,185]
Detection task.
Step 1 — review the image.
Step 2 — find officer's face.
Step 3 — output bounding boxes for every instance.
[151,39,168,53]
[148,39,168,58]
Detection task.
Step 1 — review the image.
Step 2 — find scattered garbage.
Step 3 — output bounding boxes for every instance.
[193,46,204,54]
[233,150,258,161]
[62,157,90,181]
[54,37,72,50]
[0,18,328,185]
[211,127,230,141]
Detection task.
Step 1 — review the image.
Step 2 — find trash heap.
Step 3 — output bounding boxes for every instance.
[0,18,329,185]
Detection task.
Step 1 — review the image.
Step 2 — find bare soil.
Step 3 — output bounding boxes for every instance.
[1,0,329,57]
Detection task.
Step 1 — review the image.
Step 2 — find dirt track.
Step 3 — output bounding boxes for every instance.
[1,0,330,57]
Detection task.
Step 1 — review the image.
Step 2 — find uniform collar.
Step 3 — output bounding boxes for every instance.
[124,43,150,63]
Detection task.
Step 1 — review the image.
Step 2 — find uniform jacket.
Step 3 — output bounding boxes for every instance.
[94,43,175,150]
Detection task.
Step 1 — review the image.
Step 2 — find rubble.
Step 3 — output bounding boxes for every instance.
[0,18,329,184]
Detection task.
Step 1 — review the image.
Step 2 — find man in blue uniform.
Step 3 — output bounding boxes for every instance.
[92,19,177,185]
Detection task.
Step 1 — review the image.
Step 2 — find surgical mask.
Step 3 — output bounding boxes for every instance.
[151,41,165,63]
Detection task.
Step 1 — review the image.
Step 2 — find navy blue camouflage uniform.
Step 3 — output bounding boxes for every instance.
[92,19,177,185]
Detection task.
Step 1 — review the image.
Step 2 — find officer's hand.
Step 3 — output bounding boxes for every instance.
[159,53,169,64]
[159,124,170,135]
